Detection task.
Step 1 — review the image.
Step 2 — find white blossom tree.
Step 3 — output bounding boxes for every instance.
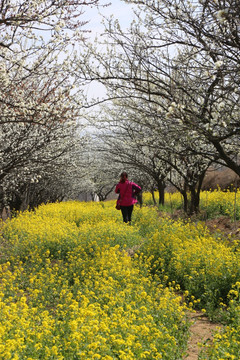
[74,141,123,202]
[0,0,105,214]
[77,0,240,176]
[93,96,214,213]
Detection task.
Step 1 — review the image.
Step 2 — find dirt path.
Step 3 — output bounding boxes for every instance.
[184,312,221,360]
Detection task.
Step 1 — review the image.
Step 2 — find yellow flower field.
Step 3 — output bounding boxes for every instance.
[143,189,240,219]
[0,192,240,359]
[0,201,189,359]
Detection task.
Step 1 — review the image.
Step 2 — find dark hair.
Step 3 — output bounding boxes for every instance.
[120,171,128,178]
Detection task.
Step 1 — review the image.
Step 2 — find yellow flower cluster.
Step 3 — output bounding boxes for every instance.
[141,191,240,359]
[143,188,240,220]
[0,201,189,359]
[143,191,183,209]
[200,188,240,219]
[200,281,240,359]
[141,215,240,309]
[1,189,240,359]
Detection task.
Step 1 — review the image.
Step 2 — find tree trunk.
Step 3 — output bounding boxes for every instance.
[151,188,157,206]
[180,190,188,213]
[137,192,143,207]
[189,186,200,215]
[20,185,31,211]
[189,170,207,215]
[157,179,165,206]
[97,193,104,202]
[182,180,189,213]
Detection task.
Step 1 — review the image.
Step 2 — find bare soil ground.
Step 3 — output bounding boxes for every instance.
[169,210,240,240]
[204,216,240,240]
[184,217,239,359]
[184,311,221,360]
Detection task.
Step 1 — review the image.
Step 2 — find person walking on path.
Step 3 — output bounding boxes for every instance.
[115,172,142,224]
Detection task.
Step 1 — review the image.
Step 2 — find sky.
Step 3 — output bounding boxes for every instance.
[81,0,138,101]
[83,0,137,37]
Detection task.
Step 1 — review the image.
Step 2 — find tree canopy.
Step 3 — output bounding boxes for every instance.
[1,0,240,215]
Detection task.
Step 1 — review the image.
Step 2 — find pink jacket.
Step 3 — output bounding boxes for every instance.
[115,180,142,206]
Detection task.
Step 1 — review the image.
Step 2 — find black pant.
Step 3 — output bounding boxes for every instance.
[121,205,133,223]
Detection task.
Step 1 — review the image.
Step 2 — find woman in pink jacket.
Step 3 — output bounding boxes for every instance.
[115,172,142,224]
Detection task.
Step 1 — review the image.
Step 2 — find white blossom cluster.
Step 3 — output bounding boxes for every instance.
[0,0,101,213]
[77,0,240,214]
